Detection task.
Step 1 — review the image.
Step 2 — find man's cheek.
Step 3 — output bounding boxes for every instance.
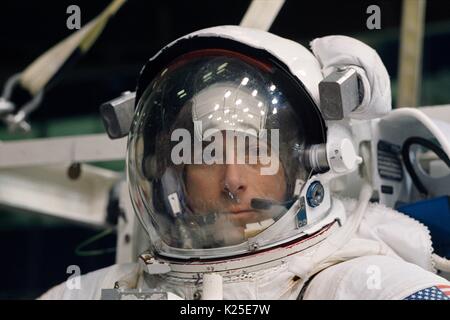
[260,176,286,200]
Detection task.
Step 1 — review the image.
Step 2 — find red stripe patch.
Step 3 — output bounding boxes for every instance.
[437,284,450,297]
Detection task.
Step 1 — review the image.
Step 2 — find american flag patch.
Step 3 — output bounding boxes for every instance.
[404,285,450,300]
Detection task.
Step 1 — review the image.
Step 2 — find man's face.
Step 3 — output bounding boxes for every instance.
[184,132,287,234]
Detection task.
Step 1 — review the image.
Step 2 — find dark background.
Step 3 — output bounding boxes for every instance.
[1,0,450,299]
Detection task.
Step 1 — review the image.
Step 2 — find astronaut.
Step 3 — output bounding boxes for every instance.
[40,26,450,300]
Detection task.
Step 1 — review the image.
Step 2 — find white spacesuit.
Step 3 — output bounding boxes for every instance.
[40,26,450,300]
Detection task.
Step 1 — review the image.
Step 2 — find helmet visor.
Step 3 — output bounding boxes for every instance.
[128,51,315,255]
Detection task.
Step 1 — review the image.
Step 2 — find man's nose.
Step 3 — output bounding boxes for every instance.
[222,164,247,195]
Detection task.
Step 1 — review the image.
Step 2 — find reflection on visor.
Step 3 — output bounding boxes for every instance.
[158,166,296,249]
[191,82,269,140]
[128,52,312,254]
[171,202,286,248]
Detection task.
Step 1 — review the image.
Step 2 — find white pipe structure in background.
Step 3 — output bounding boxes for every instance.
[397,0,427,108]
[240,0,285,31]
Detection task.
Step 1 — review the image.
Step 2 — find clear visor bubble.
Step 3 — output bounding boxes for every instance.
[127,52,309,253]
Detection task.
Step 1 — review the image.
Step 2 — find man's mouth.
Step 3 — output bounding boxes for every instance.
[230,208,254,214]
[225,209,261,226]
